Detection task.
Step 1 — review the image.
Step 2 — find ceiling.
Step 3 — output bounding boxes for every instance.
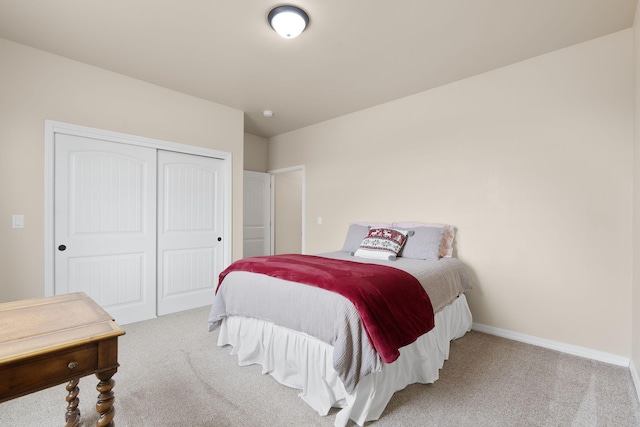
[0,0,636,138]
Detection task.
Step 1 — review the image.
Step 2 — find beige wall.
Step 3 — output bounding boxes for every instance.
[0,38,244,303]
[244,133,268,172]
[269,30,634,357]
[633,1,640,387]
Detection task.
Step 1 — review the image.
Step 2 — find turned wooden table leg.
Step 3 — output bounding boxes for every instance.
[95,368,118,427]
[65,377,81,427]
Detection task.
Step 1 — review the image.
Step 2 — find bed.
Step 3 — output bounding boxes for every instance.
[208,222,473,426]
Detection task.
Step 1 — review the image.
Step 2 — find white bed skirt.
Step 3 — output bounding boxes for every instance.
[217,293,472,427]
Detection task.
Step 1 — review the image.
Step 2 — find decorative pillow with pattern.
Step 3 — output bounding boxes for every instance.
[354,228,409,261]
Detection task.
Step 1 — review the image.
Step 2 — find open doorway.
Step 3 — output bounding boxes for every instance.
[270,165,305,255]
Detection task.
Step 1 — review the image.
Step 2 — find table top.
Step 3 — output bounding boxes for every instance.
[0,292,125,366]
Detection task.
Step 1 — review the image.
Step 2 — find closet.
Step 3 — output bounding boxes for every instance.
[45,121,230,324]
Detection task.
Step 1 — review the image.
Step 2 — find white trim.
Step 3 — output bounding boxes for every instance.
[268,165,304,175]
[267,165,306,254]
[472,322,630,367]
[45,120,232,159]
[631,359,640,404]
[44,120,233,296]
[43,126,55,297]
[270,174,276,255]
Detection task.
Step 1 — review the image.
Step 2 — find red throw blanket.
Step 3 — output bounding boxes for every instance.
[217,254,435,364]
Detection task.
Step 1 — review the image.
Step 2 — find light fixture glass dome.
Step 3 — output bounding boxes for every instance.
[268,6,309,39]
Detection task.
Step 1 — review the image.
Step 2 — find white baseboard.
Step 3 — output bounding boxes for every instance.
[631,360,640,404]
[472,322,630,367]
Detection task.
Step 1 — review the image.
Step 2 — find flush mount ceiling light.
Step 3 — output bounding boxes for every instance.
[268,5,309,39]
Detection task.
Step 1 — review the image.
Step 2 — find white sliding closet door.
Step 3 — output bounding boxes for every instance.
[157,150,225,315]
[54,134,157,325]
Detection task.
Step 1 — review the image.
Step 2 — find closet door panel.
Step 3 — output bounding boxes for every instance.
[54,133,157,325]
[157,150,224,315]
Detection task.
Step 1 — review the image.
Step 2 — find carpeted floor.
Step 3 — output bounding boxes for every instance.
[1,306,639,426]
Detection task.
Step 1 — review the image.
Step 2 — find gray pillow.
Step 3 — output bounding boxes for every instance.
[398,227,444,260]
[341,224,370,252]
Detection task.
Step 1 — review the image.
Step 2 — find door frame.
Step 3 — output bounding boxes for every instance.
[43,120,232,297]
[267,165,306,254]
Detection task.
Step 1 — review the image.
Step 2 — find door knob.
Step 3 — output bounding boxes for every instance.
[217,237,222,242]
[58,245,67,251]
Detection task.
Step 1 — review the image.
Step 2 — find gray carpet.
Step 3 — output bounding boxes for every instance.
[1,306,639,426]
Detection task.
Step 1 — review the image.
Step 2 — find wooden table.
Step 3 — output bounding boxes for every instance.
[0,292,125,426]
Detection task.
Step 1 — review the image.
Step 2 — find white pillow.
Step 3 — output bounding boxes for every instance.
[395,226,444,260]
[341,224,370,252]
[354,221,392,228]
[392,222,455,258]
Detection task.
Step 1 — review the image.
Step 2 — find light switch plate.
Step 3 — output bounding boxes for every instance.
[12,214,24,229]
